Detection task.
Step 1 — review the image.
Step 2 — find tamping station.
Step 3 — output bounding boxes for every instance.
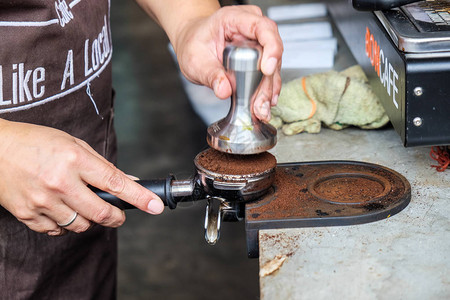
[95,43,279,244]
[96,43,411,253]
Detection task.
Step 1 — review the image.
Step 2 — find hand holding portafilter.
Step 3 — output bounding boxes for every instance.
[207,43,277,155]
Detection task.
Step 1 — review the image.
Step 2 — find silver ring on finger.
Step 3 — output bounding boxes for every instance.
[57,212,78,227]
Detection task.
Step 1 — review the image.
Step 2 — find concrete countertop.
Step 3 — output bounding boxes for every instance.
[260,128,449,299]
[240,0,449,298]
[244,1,449,298]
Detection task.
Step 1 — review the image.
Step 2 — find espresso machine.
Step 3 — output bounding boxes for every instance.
[329,0,450,147]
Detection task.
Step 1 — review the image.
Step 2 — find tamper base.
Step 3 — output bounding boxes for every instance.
[207,118,277,155]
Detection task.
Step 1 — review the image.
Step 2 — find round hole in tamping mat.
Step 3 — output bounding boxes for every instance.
[310,173,391,205]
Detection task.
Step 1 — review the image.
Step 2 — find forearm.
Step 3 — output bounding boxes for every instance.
[135,0,221,48]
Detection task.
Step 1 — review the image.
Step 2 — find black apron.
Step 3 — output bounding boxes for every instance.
[0,1,117,298]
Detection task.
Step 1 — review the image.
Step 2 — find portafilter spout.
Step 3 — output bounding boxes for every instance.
[207,43,277,155]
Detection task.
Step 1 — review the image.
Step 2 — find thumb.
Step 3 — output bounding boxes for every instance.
[208,64,232,100]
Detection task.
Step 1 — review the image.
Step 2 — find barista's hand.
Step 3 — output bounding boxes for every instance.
[172,5,283,123]
[0,120,164,236]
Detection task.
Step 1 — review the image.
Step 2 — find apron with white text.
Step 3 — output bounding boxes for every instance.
[0,1,117,298]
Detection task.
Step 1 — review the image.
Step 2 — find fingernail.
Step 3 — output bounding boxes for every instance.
[263,57,278,75]
[213,79,220,95]
[272,94,279,106]
[147,199,164,214]
[126,174,140,181]
[260,101,270,121]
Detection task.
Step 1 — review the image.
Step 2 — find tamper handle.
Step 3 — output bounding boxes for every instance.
[225,46,262,127]
[223,44,260,72]
[206,43,277,154]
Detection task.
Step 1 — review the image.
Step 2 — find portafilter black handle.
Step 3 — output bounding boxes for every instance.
[91,176,178,210]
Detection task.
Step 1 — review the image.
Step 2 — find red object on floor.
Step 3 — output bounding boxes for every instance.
[430,146,450,172]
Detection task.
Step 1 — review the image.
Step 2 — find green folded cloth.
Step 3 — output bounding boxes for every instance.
[270,65,389,135]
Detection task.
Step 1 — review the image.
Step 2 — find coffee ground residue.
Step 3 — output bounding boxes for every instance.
[257,169,308,217]
[196,148,277,175]
[248,163,410,222]
[314,177,385,203]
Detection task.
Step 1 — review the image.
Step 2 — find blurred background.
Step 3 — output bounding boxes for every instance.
[110,1,259,299]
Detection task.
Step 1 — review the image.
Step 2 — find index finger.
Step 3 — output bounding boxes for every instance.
[73,138,165,214]
[78,152,165,215]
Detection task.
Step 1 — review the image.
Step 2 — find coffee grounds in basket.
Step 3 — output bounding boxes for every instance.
[196,148,277,175]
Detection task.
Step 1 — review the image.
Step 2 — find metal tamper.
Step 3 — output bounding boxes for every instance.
[207,43,277,155]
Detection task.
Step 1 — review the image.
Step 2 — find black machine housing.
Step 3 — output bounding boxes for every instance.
[329,0,450,146]
[352,0,421,11]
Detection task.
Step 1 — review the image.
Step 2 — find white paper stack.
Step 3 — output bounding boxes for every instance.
[268,3,337,70]
[277,22,333,42]
[267,3,328,22]
[282,38,337,69]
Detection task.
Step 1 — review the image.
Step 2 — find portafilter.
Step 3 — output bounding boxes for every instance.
[93,149,276,244]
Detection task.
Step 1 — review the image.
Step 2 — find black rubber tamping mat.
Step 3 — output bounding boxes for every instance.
[245,161,411,258]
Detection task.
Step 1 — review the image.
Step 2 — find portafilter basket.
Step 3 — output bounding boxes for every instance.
[94,148,276,244]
